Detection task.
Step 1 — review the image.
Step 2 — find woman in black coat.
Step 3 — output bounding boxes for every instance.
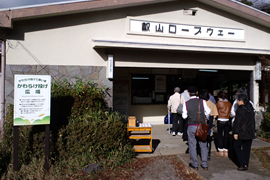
[233,94,255,171]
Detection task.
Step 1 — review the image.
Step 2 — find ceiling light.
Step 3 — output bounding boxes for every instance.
[199,69,218,72]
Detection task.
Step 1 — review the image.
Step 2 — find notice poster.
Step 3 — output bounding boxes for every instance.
[14,75,51,126]
[113,78,129,117]
[155,75,166,92]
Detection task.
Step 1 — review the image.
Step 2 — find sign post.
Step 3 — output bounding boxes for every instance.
[13,126,18,171]
[13,75,51,171]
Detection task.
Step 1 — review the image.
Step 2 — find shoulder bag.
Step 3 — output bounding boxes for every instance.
[195,99,210,142]
[177,94,183,115]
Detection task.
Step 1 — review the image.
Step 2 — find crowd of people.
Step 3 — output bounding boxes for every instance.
[167,86,255,171]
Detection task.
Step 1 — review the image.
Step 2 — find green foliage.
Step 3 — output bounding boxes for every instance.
[258,107,270,139]
[51,79,107,120]
[57,110,134,168]
[0,79,134,179]
[238,0,253,6]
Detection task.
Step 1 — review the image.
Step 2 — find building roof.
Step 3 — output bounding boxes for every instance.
[0,0,269,29]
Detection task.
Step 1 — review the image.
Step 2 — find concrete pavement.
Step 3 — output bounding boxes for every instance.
[135,125,270,180]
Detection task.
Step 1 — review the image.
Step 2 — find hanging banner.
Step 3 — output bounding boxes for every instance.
[14,75,51,126]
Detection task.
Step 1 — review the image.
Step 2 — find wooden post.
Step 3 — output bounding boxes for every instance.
[268,72,270,106]
[13,126,18,171]
[45,125,50,170]
[0,41,6,140]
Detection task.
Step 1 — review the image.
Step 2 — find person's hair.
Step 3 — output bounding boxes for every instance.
[199,89,209,101]
[188,86,197,96]
[174,87,180,92]
[217,91,226,100]
[237,94,249,105]
[237,87,247,95]
[183,85,189,91]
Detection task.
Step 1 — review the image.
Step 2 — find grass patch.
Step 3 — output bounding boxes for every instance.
[253,146,270,172]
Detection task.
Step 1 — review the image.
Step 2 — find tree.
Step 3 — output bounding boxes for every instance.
[237,0,253,6]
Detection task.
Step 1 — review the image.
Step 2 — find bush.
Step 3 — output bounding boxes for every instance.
[258,107,270,139]
[57,110,134,168]
[0,79,134,179]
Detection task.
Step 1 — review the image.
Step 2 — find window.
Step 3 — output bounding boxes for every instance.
[131,74,182,105]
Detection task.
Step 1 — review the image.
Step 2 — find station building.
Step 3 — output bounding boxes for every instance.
[0,0,270,124]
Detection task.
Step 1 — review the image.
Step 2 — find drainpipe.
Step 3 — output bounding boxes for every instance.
[0,40,6,139]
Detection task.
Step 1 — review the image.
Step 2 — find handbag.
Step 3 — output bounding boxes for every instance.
[195,99,210,142]
[177,94,183,115]
[212,119,218,134]
[164,113,173,124]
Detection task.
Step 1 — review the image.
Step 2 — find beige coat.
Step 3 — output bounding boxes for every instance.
[206,100,219,119]
[167,92,186,113]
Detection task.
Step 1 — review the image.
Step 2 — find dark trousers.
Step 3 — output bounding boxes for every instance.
[182,118,188,141]
[207,116,214,156]
[172,113,183,133]
[234,139,253,167]
[208,116,214,135]
[217,120,230,150]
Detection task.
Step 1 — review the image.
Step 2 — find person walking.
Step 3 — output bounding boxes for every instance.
[168,87,186,136]
[209,92,216,105]
[182,86,211,170]
[182,87,190,102]
[181,88,191,153]
[216,91,232,158]
[230,87,254,127]
[199,89,218,160]
[181,88,190,142]
[233,94,255,171]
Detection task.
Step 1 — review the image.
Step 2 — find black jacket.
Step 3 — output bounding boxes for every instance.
[233,102,255,140]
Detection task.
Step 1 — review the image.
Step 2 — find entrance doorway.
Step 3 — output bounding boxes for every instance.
[114,67,252,124]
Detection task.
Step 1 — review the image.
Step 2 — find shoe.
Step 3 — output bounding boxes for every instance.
[177,132,183,136]
[223,150,228,158]
[237,166,247,171]
[189,163,198,170]
[185,147,189,154]
[172,132,176,136]
[216,151,224,157]
[207,153,211,161]
[201,165,208,171]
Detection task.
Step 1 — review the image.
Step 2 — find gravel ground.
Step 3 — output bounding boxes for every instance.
[131,157,183,180]
[92,155,201,180]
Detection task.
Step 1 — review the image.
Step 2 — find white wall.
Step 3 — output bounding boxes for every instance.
[5,0,267,123]
[5,0,270,67]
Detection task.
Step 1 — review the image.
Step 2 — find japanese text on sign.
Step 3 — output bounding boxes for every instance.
[14,75,51,126]
[129,19,244,41]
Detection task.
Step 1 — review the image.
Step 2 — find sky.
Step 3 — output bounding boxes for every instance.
[0,0,79,9]
[0,0,269,9]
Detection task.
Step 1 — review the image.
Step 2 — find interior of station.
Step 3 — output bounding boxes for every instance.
[111,49,255,124]
[114,67,251,124]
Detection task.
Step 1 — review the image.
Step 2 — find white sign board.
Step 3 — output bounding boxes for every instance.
[255,61,261,80]
[14,75,51,126]
[129,19,245,41]
[107,54,114,79]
